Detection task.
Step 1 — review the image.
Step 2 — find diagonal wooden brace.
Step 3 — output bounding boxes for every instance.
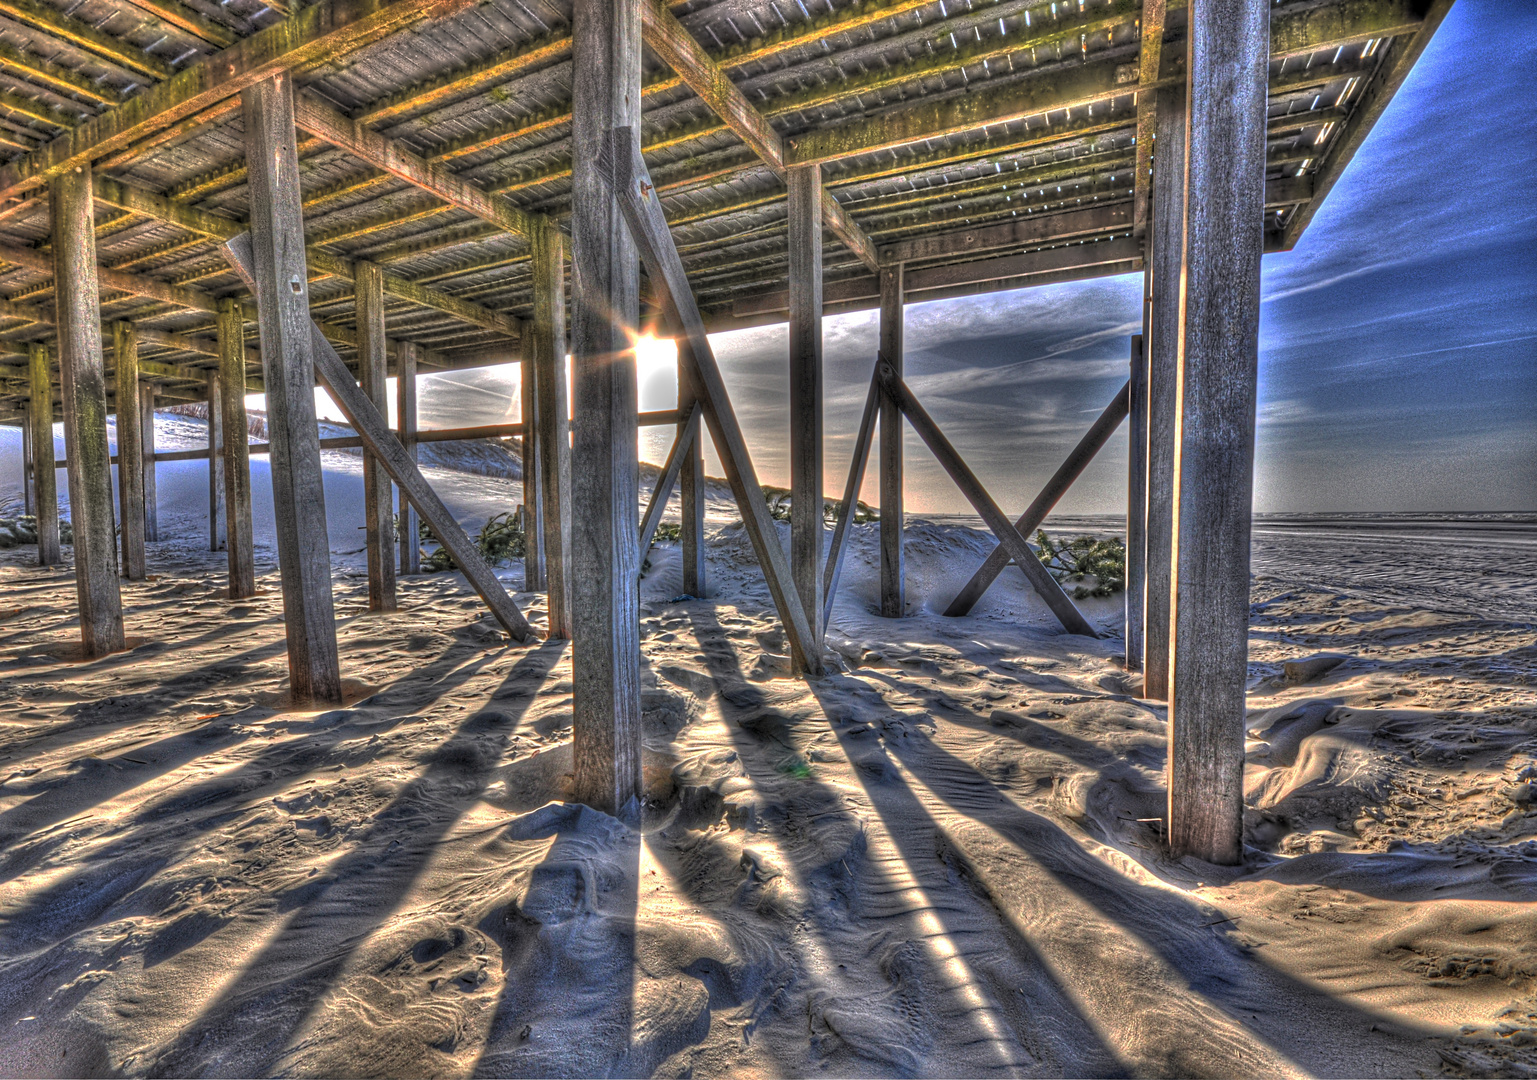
[600,125,823,675]
[224,232,535,643]
[943,381,1130,617]
[822,357,881,628]
[638,400,701,562]
[876,357,1097,638]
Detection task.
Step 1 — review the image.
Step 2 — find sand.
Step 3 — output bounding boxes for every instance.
[1,426,1534,1078]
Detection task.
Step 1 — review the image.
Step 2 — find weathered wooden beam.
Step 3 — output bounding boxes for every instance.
[678,345,705,599]
[1125,334,1147,673]
[113,322,147,580]
[1143,83,1185,700]
[90,176,523,337]
[604,124,824,677]
[220,298,255,596]
[823,360,879,629]
[243,73,343,706]
[140,385,158,542]
[27,341,59,565]
[396,339,419,576]
[877,205,1134,266]
[530,223,569,633]
[787,161,824,666]
[637,403,699,560]
[519,338,543,592]
[291,90,543,240]
[1132,0,1167,240]
[1166,0,1268,866]
[786,0,1425,166]
[0,0,473,203]
[52,168,125,656]
[1281,0,1454,248]
[943,383,1130,618]
[0,0,175,80]
[570,0,645,820]
[878,266,904,619]
[879,357,1095,638]
[20,408,33,517]
[207,369,224,552]
[356,260,397,612]
[638,0,879,272]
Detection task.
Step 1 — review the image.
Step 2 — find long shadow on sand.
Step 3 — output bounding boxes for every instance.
[144,640,568,1075]
[813,668,1445,1078]
[674,606,1123,1077]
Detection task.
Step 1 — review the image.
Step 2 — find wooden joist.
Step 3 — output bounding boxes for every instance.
[0,0,476,204]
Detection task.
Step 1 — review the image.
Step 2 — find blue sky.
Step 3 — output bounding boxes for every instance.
[370,2,1537,515]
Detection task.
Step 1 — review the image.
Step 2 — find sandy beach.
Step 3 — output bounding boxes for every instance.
[1,426,1533,1078]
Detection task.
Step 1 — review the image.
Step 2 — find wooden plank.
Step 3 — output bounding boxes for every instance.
[207,369,224,552]
[603,124,823,676]
[0,0,175,80]
[292,91,543,240]
[879,358,1096,638]
[140,385,158,542]
[943,383,1130,617]
[113,322,147,580]
[227,231,536,645]
[1166,0,1268,866]
[242,74,343,706]
[823,361,879,629]
[637,404,699,560]
[27,341,59,565]
[356,260,397,612]
[787,161,824,666]
[678,345,705,598]
[218,298,256,599]
[569,0,645,820]
[520,342,543,591]
[52,169,124,656]
[1143,86,1184,700]
[1281,0,1454,248]
[638,0,879,272]
[396,339,419,576]
[0,0,473,202]
[530,223,570,634]
[1132,0,1167,239]
[1125,335,1147,672]
[878,265,904,619]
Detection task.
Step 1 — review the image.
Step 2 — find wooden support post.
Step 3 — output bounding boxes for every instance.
[218,298,256,599]
[520,339,545,591]
[207,369,224,551]
[531,222,570,634]
[243,73,342,705]
[787,161,824,667]
[569,0,643,821]
[355,260,396,611]
[52,167,124,655]
[1143,84,1185,701]
[27,341,59,565]
[879,264,904,618]
[112,322,146,580]
[140,385,158,542]
[1126,334,1147,671]
[21,418,33,517]
[678,347,706,598]
[637,404,699,559]
[1166,0,1268,866]
[396,339,419,576]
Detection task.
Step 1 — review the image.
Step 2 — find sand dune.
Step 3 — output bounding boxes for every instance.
[0,428,1533,1077]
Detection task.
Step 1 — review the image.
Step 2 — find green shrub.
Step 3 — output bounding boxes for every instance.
[652,521,683,544]
[1035,530,1126,598]
[418,509,526,572]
